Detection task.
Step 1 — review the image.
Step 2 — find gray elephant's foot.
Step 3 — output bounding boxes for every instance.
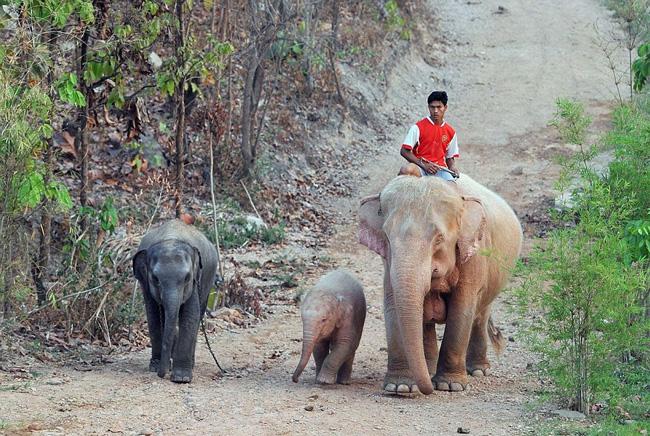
[149,359,160,372]
[383,371,420,395]
[171,368,193,383]
[432,373,468,392]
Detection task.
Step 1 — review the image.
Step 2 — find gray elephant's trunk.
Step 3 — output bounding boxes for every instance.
[293,330,317,383]
[158,292,180,379]
[392,261,434,395]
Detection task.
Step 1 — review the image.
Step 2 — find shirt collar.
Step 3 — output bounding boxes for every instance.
[427,116,445,127]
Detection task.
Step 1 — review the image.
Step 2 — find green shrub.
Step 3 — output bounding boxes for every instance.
[549,98,592,145]
[516,99,649,418]
[206,218,286,250]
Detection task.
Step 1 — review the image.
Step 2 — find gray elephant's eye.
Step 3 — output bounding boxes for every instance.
[185,273,191,283]
[152,275,160,288]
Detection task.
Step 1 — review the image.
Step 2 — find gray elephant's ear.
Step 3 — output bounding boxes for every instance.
[359,194,387,258]
[133,249,148,283]
[457,197,487,264]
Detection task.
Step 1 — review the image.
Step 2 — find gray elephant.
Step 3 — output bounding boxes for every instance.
[359,174,522,394]
[133,219,219,383]
[292,269,367,385]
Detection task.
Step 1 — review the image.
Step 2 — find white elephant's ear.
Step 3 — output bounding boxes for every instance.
[359,194,387,258]
[457,196,487,264]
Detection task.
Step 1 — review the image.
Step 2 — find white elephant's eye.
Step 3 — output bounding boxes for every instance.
[434,234,445,245]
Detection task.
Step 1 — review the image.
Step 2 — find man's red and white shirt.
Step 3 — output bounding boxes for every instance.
[401,117,459,167]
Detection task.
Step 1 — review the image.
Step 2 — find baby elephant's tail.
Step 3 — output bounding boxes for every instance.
[487,316,505,355]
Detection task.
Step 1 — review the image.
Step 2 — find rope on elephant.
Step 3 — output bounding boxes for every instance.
[201,319,226,374]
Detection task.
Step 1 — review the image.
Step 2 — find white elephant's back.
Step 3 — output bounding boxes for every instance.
[457,174,523,262]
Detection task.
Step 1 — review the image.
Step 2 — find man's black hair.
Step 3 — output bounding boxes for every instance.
[427,91,448,105]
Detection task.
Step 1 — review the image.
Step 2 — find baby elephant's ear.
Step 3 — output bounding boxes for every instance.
[457,196,487,264]
[359,194,388,258]
[191,247,203,286]
[133,250,148,283]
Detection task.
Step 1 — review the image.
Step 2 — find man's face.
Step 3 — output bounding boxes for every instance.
[428,100,447,123]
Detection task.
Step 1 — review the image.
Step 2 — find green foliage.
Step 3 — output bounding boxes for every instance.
[606,105,650,215]
[384,0,411,40]
[516,100,649,418]
[633,42,650,91]
[55,72,86,107]
[625,216,650,262]
[550,98,592,145]
[209,217,286,249]
[0,70,72,215]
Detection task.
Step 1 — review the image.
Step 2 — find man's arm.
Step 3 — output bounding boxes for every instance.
[445,157,459,176]
[402,147,439,174]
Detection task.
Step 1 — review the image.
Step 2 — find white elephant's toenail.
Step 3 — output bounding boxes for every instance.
[471,369,485,377]
[396,384,410,393]
[484,368,491,376]
[384,383,397,392]
[436,382,450,391]
[410,385,420,394]
[450,382,464,391]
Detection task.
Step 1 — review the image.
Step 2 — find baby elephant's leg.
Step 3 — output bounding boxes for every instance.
[336,354,355,384]
[313,341,330,376]
[316,341,354,385]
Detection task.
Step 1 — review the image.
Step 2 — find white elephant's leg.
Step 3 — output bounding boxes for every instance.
[423,321,439,374]
[313,341,329,375]
[171,293,200,383]
[383,271,419,394]
[433,284,477,391]
[466,305,491,377]
[336,354,354,384]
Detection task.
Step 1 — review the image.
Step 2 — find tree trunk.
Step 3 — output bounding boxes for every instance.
[329,0,345,105]
[75,27,91,236]
[240,58,259,176]
[33,28,58,305]
[174,0,186,217]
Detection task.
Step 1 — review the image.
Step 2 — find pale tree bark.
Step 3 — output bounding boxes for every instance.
[174,0,187,217]
[328,0,345,105]
[32,27,59,305]
[76,27,92,234]
[240,0,292,176]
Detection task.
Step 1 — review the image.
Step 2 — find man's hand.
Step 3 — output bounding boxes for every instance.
[419,158,439,175]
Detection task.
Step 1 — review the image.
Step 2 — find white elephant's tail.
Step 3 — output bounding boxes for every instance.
[487,316,505,355]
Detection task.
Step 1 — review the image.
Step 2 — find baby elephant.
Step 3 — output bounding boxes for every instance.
[133,219,219,383]
[292,269,366,385]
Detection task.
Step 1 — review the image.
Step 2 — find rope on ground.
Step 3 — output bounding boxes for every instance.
[201,318,226,374]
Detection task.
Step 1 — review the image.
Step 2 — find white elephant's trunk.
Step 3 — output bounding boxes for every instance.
[391,254,434,395]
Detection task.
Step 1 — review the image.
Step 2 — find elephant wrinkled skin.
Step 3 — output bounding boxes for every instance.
[359,174,522,395]
[292,269,366,385]
[133,219,219,383]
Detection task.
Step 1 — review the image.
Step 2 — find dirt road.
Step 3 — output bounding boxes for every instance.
[0,0,624,434]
